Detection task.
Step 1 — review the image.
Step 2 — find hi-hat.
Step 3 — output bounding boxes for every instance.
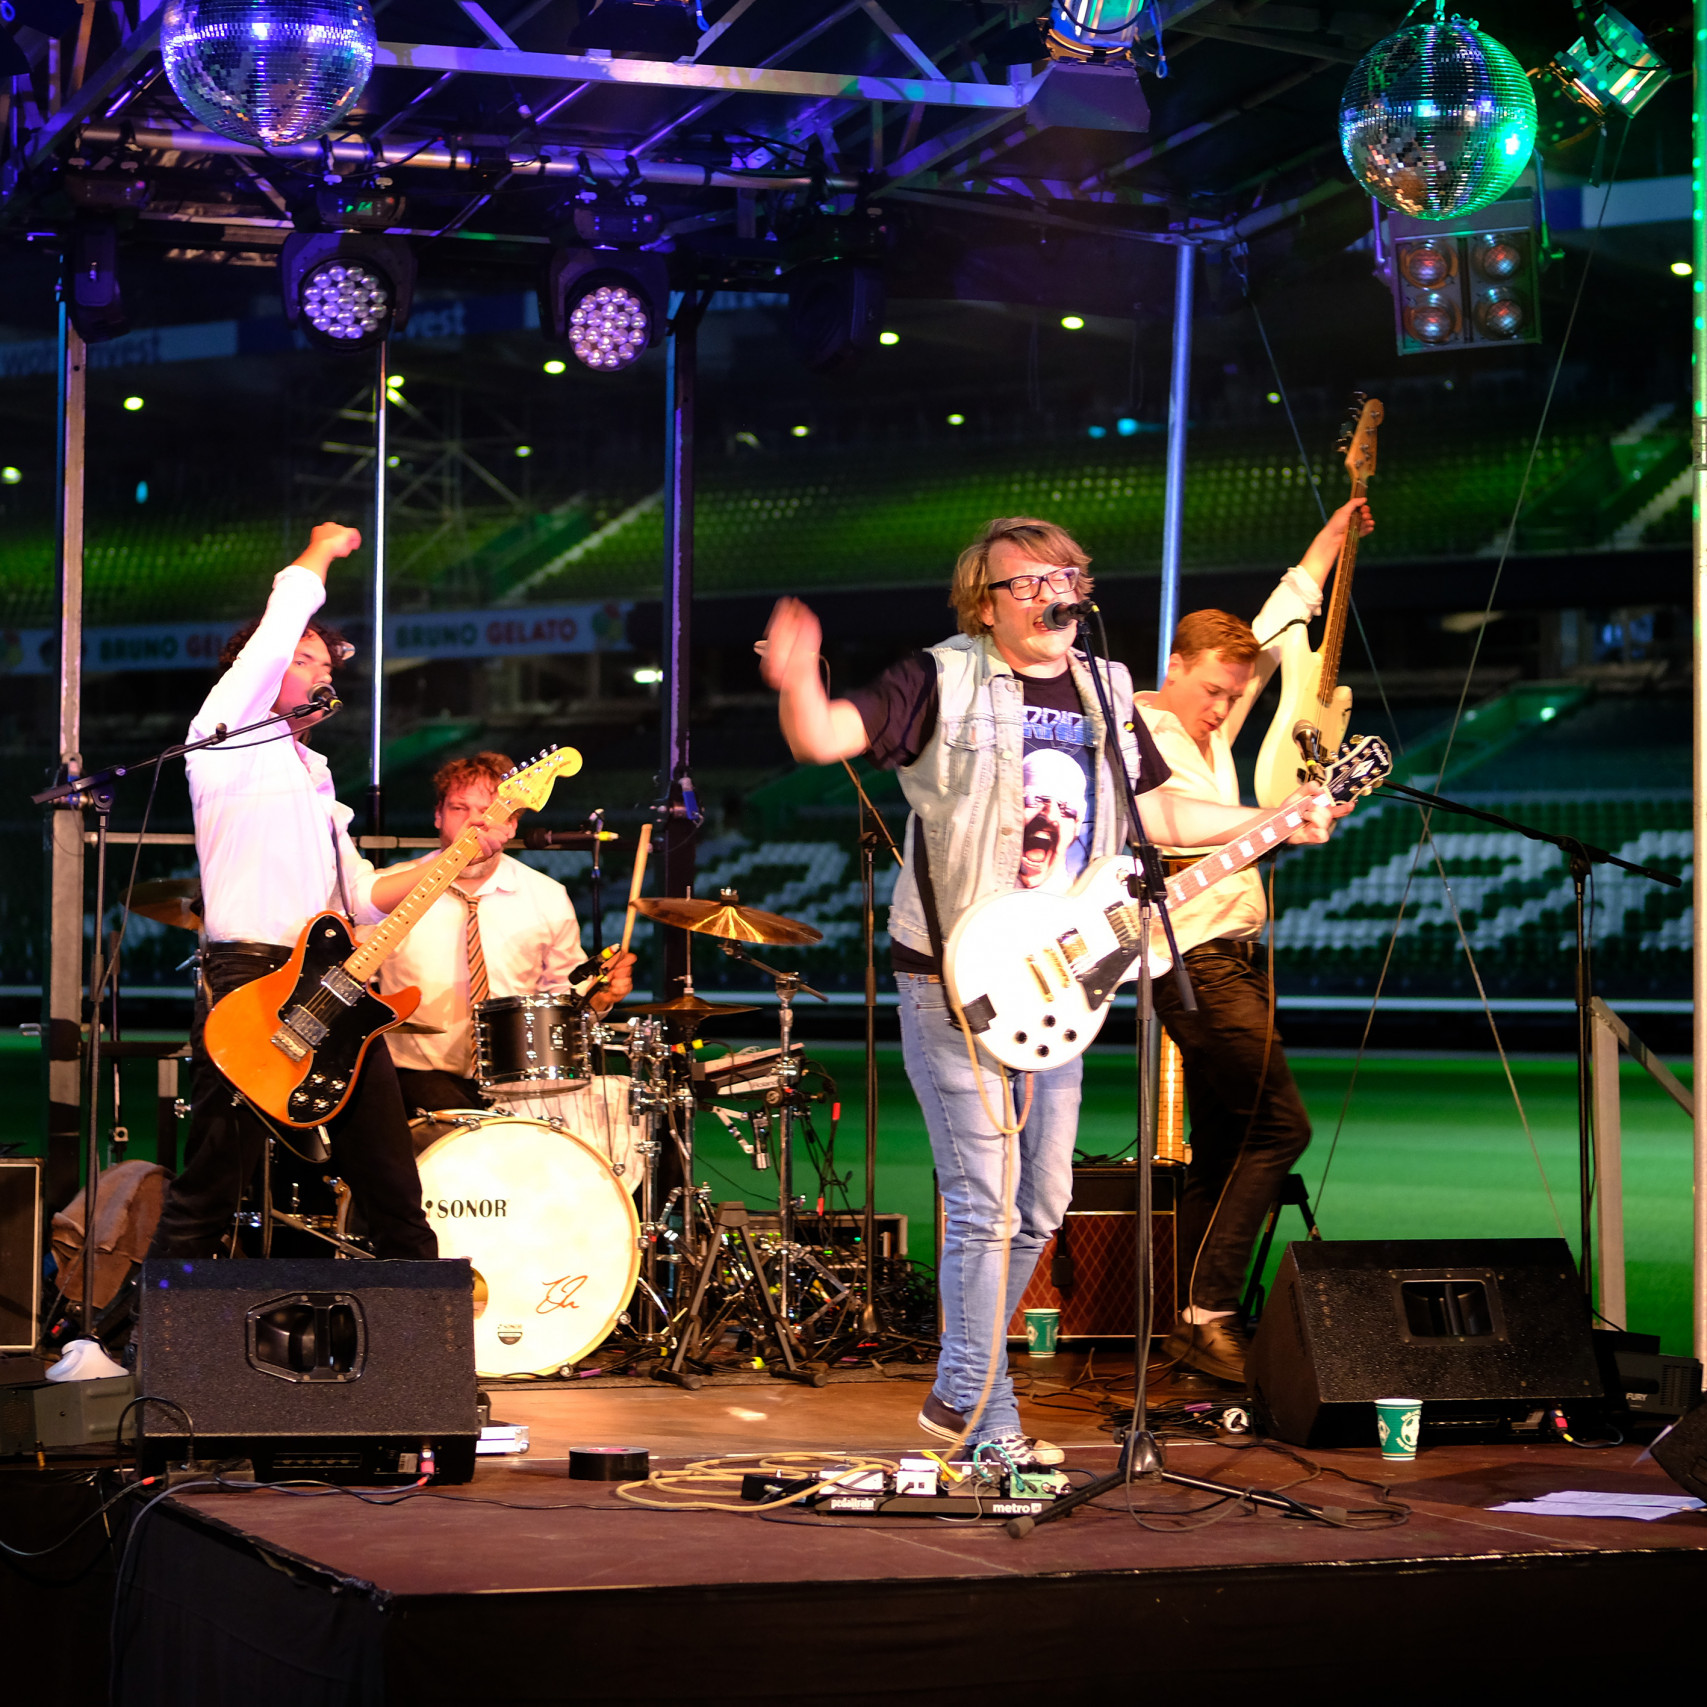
[123,878,202,932]
[633,896,822,947]
[624,994,758,1020]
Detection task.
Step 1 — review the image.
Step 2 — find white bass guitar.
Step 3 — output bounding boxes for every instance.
[943,736,1391,1072]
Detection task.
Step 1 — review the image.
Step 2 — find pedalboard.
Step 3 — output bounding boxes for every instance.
[741,1455,1073,1521]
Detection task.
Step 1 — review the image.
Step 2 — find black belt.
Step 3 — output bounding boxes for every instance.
[205,940,292,966]
[1183,937,1257,962]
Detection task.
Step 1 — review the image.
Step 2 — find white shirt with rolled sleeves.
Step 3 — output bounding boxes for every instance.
[377,853,583,1076]
[187,565,383,946]
[1134,565,1325,945]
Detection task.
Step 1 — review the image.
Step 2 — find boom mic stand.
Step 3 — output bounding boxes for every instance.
[1015,608,1350,1539]
[32,696,333,1344]
[1381,780,1682,1306]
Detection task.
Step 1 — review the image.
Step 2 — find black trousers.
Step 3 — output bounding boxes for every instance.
[147,944,437,1261]
[1152,943,1312,1315]
[394,1067,488,1118]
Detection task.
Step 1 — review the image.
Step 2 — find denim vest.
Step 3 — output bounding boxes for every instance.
[888,634,1142,960]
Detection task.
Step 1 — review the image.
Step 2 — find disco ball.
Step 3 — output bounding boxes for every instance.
[568,283,652,372]
[161,0,376,148]
[300,259,391,344]
[1340,16,1537,220]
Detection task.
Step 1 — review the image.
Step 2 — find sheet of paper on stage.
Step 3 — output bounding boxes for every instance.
[1489,1489,1704,1521]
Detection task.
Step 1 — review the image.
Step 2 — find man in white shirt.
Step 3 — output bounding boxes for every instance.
[1136,496,1371,1383]
[147,524,505,1261]
[379,752,636,1114]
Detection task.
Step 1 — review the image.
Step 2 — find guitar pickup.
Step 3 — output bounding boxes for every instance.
[281,1005,328,1047]
[320,965,362,1006]
[1105,903,1139,947]
[1056,928,1088,965]
[270,1025,310,1062]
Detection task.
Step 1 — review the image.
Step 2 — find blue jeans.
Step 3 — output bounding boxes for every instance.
[897,972,1081,1442]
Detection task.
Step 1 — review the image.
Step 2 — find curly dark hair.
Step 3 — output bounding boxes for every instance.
[217,616,352,675]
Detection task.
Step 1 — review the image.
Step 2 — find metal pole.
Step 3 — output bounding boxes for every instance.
[43,301,85,1210]
[1156,242,1195,686]
[659,292,698,1002]
[1591,1010,1626,1330]
[367,343,388,836]
[1691,0,1707,1380]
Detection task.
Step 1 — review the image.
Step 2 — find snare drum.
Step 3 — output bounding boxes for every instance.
[412,1109,640,1378]
[474,994,589,1094]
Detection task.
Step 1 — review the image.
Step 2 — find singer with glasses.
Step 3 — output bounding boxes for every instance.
[146,524,508,1264]
[761,515,1340,1466]
[375,752,636,1116]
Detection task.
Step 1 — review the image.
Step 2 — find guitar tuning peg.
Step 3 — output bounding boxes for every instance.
[1351,389,1366,403]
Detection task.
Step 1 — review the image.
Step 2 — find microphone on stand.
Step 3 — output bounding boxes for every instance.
[522,827,621,850]
[310,683,343,714]
[1040,599,1097,632]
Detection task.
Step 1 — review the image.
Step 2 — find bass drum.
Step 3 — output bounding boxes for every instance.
[498,1076,646,1188]
[412,1110,640,1378]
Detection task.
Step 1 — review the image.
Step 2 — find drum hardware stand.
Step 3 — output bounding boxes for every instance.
[714,941,827,1329]
[658,1199,826,1388]
[254,1129,373,1259]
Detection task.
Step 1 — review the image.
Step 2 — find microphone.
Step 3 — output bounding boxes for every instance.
[1041,599,1097,631]
[522,827,620,850]
[310,683,342,714]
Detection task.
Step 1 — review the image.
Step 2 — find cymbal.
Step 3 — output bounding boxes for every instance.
[632,896,822,947]
[123,878,202,933]
[624,995,758,1020]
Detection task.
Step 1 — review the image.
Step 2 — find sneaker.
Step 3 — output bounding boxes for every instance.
[969,1430,1065,1473]
[916,1390,1064,1466]
[1160,1313,1251,1384]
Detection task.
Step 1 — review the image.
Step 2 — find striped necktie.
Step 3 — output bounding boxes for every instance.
[457,888,490,1009]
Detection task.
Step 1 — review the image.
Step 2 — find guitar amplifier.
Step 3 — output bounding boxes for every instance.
[940,1165,1183,1343]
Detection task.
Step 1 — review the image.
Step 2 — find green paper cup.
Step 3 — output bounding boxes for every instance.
[1375,1397,1422,1460]
[1024,1308,1061,1359]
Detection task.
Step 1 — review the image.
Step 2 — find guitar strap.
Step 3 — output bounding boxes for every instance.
[328,817,355,924]
[908,813,946,977]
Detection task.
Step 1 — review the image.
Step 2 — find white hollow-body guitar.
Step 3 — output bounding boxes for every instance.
[943,737,1392,1073]
[1254,393,1383,808]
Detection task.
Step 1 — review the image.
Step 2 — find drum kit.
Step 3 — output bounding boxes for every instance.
[123,860,883,1385]
[416,888,852,1384]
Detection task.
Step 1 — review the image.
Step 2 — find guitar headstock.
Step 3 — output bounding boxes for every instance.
[1327,735,1392,804]
[1334,393,1384,483]
[493,745,584,817]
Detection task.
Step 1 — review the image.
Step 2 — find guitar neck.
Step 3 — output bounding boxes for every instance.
[1161,792,1327,913]
[1315,472,1365,706]
[343,826,487,984]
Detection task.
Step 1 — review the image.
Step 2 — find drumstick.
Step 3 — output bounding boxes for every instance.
[618,822,652,960]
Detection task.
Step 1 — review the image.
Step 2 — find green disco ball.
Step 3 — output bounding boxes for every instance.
[1340,16,1537,220]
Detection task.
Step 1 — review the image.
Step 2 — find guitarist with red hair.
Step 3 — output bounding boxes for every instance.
[147,525,506,1263]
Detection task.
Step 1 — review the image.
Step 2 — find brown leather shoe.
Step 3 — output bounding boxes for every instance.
[1161,1314,1251,1384]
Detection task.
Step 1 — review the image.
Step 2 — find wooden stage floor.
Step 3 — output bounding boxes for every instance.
[111,1357,1707,1704]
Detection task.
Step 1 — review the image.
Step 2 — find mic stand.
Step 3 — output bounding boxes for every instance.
[31,699,324,1343]
[1382,780,1682,1306]
[1016,610,1351,1538]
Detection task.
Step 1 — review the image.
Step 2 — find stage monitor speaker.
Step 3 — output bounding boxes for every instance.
[1247,1238,1603,1447]
[136,1258,479,1482]
[1651,1398,1707,1500]
[0,1158,43,1353]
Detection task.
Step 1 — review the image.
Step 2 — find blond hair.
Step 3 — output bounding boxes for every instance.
[949,517,1093,639]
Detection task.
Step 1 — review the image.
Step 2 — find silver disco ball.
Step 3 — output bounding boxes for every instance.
[1340,16,1537,220]
[300,259,391,343]
[568,283,651,372]
[161,0,376,148]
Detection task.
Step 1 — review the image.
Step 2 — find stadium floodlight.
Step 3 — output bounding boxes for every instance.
[280,232,414,352]
[540,247,668,375]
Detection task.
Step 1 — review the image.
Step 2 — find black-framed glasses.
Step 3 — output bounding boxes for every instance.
[987,568,1079,601]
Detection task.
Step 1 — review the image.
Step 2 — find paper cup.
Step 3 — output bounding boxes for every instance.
[1375,1397,1422,1460]
[1024,1308,1061,1358]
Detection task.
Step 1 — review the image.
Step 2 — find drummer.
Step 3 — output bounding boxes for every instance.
[377,751,636,1113]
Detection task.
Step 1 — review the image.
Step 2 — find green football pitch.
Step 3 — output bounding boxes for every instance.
[6,1042,1695,1358]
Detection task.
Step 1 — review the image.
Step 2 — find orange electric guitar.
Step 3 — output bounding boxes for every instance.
[204,745,581,1127]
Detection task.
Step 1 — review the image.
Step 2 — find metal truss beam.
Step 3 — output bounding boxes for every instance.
[375,40,1040,109]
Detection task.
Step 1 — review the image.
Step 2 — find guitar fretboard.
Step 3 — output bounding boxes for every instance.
[1160,792,1327,913]
[343,825,489,984]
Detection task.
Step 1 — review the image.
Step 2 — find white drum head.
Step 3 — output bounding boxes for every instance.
[414,1112,640,1378]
